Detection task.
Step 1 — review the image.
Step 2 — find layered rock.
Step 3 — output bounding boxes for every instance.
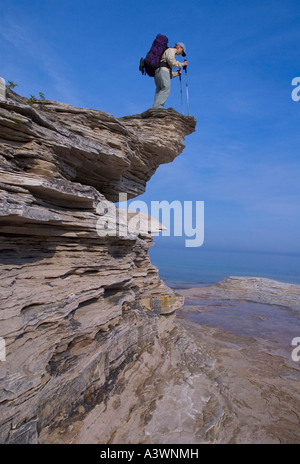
[178,276,300,312]
[0,89,196,443]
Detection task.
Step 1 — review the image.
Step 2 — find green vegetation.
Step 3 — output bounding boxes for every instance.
[27,92,46,107]
[7,81,18,90]
[7,80,46,108]
[6,116,24,124]
[27,95,37,106]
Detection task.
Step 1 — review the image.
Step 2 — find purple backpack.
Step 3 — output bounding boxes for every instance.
[139,34,169,77]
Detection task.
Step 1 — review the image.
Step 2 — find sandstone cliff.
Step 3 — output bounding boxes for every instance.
[0,89,196,443]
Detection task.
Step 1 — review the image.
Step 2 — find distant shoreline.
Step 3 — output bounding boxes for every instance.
[174,276,300,313]
[165,275,300,291]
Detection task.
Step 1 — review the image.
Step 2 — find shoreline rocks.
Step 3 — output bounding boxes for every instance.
[178,276,300,312]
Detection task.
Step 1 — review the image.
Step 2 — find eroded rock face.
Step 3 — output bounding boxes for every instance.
[0,90,196,443]
[0,90,195,201]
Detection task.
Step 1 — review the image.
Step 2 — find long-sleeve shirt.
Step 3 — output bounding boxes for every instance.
[159,48,185,78]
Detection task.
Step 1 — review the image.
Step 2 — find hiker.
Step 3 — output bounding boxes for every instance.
[152,42,188,110]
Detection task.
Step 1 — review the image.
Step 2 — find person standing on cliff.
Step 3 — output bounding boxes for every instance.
[152,42,188,110]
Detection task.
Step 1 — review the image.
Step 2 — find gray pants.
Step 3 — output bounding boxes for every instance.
[152,68,171,109]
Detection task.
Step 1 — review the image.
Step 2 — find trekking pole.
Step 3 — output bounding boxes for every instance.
[179,70,184,115]
[183,65,190,116]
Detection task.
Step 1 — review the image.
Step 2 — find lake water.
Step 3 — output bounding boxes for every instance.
[149,242,300,286]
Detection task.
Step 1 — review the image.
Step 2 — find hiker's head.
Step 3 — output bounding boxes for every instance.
[175,42,186,57]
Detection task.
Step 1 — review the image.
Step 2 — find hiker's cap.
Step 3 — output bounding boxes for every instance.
[176,42,186,57]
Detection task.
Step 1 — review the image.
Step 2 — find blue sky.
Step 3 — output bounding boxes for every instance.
[1,0,299,254]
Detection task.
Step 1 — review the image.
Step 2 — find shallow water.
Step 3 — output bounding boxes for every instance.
[170,293,300,443]
[183,299,300,357]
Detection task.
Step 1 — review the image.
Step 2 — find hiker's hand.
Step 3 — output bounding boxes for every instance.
[178,69,182,75]
[183,60,188,66]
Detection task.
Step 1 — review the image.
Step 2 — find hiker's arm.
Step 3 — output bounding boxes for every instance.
[165,49,185,69]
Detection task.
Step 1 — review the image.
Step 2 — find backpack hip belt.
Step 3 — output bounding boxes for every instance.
[158,61,171,69]
[157,61,172,78]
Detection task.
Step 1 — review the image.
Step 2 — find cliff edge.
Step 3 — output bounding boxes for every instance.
[0,89,196,443]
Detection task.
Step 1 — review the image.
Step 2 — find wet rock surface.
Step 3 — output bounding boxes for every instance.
[145,277,300,444]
